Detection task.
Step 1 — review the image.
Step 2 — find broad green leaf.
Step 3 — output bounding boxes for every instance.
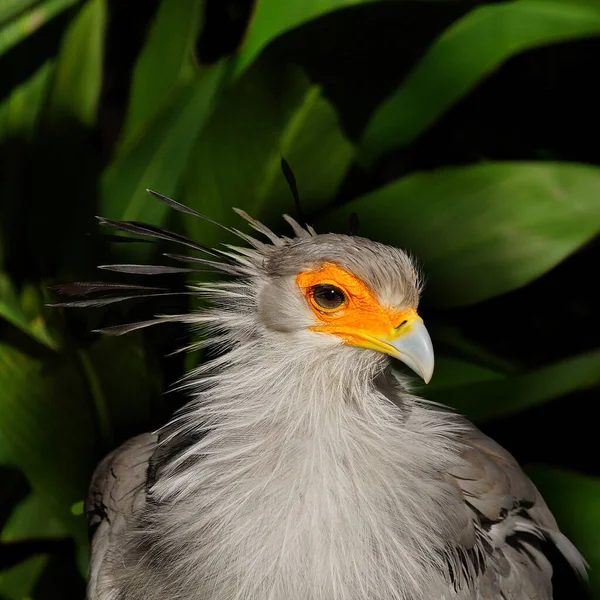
[0,555,46,599]
[235,0,379,77]
[183,61,354,245]
[0,343,95,548]
[0,0,78,58]
[361,0,600,160]
[46,0,106,126]
[0,334,159,556]
[430,326,519,374]
[0,60,53,143]
[526,466,600,596]
[102,61,228,225]
[0,494,67,599]
[423,349,600,421]
[0,274,36,337]
[0,468,27,516]
[2,493,69,541]
[416,355,504,393]
[0,0,39,25]
[18,283,59,348]
[321,162,600,307]
[0,438,12,465]
[120,0,205,143]
[0,274,57,349]
[84,333,162,447]
[70,500,84,516]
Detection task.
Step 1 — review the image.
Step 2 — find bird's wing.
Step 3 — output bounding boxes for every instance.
[85,432,158,600]
[447,426,587,599]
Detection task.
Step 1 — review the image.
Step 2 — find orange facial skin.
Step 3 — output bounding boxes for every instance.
[295,262,419,353]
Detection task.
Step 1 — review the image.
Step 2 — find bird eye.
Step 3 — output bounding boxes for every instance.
[311,284,346,310]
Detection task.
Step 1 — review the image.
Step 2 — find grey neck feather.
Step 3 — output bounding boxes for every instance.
[123,323,471,600]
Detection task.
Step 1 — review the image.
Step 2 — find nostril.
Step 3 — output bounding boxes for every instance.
[395,319,408,330]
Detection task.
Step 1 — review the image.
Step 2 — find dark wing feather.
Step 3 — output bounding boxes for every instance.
[86,433,158,600]
[449,425,587,599]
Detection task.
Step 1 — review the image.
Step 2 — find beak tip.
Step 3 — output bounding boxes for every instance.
[388,318,435,385]
[422,360,434,384]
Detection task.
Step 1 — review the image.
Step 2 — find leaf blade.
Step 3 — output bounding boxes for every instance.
[414,355,505,394]
[361,0,600,160]
[525,466,600,596]
[0,334,160,564]
[321,162,600,307]
[235,0,379,77]
[0,274,57,350]
[46,0,106,127]
[0,0,79,58]
[423,349,600,421]
[120,0,205,143]
[183,61,354,247]
[101,61,228,225]
[0,60,54,144]
[0,493,68,599]
[0,344,94,550]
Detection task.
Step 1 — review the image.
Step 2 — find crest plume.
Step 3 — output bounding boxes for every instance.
[50,190,317,333]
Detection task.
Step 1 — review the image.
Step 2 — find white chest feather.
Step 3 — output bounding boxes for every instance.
[145,345,468,600]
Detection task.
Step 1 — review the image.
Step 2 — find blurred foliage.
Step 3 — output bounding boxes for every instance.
[0,0,599,598]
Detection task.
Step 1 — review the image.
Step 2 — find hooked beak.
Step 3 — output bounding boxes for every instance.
[324,308,435,383]
[307,291,435,383]
[385,316,434,383]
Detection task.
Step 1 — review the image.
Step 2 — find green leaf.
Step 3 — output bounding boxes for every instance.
[0,274,57,350]
[0,344,95,548]
[70,500,84,516]
[101,61,228,226]
[0,437,12,465]
[0,556,46,599]
[361,0,600,160]
[121,0,204,140]
[1,0,39,25]
[235,0,380,77]
[0,60,54,144]
[430,326,519,374]
[2,493,68,541]
[46,0,106,126]
[423,349,600,422]
[83,333,162,447]
[0,467,27,517]
[183,61,354,245]
[0,274,35,337]
[415,355,504,393]
[0,333,159,559]
[0,0,78,58]
[120,0,205,143]
[0,494,68,599]
[321,162,600,307]
[17,283,61,349]
[526,466,600,596]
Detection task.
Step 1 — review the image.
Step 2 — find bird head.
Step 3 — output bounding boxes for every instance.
[53,193,434,384]
[256,233,434,383]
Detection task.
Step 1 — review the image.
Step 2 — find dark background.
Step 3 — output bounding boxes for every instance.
[0,0,598,598]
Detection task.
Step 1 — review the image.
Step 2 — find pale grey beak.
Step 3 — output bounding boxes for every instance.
[388,319,435,383]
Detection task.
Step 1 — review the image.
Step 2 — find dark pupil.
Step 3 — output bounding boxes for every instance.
[313,284,345,309]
